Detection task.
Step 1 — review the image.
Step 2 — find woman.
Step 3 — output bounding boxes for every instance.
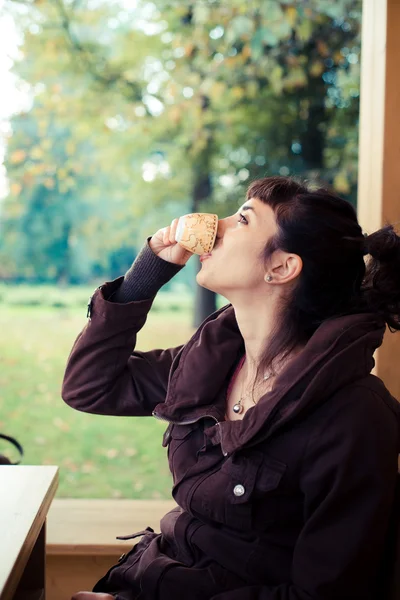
[63,176,400,600]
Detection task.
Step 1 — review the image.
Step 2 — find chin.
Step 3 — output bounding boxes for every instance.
[196,270,220,294]
[196,269,208,288]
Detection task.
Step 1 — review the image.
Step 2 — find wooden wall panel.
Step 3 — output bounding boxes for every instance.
[358,0,400,398]
[46,555,117,600]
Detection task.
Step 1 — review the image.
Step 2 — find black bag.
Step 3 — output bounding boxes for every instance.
[0,433,24,465]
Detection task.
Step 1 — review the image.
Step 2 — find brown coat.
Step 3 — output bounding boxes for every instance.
[62,279,400,600]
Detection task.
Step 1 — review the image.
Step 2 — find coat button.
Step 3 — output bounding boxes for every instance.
[233,484,245,497]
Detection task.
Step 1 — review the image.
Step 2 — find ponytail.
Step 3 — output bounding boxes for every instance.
[363,225,400,331]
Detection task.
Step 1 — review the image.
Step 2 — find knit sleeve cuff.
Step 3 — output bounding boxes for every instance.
[110,239,184,303]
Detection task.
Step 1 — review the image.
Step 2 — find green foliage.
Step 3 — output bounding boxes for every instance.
[1,0,362,283]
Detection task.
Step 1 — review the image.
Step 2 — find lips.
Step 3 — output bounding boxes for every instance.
[200,253,212,262]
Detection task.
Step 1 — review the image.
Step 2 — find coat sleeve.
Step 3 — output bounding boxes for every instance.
[211,387,399,600]
[62,279,183,416]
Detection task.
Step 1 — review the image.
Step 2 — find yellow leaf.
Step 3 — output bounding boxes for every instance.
[241,44,251,60]
[283,67,307,90]
[10,182,22,196]
[270,65,284,94]
[53,417,70,432]
[9,150,26,164]
[166,82,179,98]
[185,43,194,57]
[66,140,76,155]
[334,172,350,194]
[209,81,225,102]
[334,50,344,64]
[310,61,324,77]
[224,56,239,68]
[286,6,297,28]
[105,448,118,459]
[30,164,46,176]
[287,55,299,67]
[297,20,313,42]
[168,105,182,124]
[81,462,95,474]
[7,201,24,218]
[30,147,43,160]
[22,172,34,186]
[231,86,244,100]
[124,448,137,457]
[317,41,329,58]
[44,178,55,189]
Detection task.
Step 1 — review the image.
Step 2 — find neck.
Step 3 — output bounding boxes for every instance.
[232,291,281,374]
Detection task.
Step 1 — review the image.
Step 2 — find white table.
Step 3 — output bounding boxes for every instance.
[0,466,58,600]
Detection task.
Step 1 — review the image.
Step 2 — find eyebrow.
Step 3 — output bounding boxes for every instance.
[241,205,256,215]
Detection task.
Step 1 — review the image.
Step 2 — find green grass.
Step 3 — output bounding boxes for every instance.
[0,289,195,499]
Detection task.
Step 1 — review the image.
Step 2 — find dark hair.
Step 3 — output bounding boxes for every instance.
[246,176,400,373]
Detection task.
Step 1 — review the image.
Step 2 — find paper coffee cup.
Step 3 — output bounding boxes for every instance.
[175,213,218,255]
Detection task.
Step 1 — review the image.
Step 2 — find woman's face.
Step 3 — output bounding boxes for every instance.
[196,197,278,299]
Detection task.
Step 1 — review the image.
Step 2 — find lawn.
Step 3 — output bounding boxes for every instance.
[0,287,195,499]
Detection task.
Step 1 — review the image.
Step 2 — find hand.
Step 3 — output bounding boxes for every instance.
[149,218,193,266]
[71,593,114,600]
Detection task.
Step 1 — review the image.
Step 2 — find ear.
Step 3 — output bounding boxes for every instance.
[265,251,302,284]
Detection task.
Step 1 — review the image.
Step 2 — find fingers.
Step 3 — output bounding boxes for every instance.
[169,218,179,244]
[161,219,179,247]
[162,226,171,246]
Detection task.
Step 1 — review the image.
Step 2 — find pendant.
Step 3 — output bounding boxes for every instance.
[233,402,244,414]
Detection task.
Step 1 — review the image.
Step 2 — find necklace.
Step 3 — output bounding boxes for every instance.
[232,363,272,415]
[231,348,301,416]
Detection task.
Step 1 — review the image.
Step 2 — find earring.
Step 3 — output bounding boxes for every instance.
[266,275,273,282]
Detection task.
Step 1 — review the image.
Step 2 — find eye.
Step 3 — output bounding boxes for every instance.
[238,213,248,225]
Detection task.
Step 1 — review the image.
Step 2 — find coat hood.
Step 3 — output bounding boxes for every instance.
[154,306,399,454]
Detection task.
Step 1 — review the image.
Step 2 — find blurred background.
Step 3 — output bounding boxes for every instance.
[0,0,362,498]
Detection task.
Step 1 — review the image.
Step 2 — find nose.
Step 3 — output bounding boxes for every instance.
[213,216,232,250]
[216,217,230,240]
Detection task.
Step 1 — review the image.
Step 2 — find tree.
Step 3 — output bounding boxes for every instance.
[2,0,362,320]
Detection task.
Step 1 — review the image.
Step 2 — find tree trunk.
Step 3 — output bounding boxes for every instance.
[191,136,217,327]
[193,256,217,327]
[298,34,328,172]
[299,97,325,170]
[298,85,326,171]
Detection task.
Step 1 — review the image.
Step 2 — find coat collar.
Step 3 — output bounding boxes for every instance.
[153,306,389,454]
